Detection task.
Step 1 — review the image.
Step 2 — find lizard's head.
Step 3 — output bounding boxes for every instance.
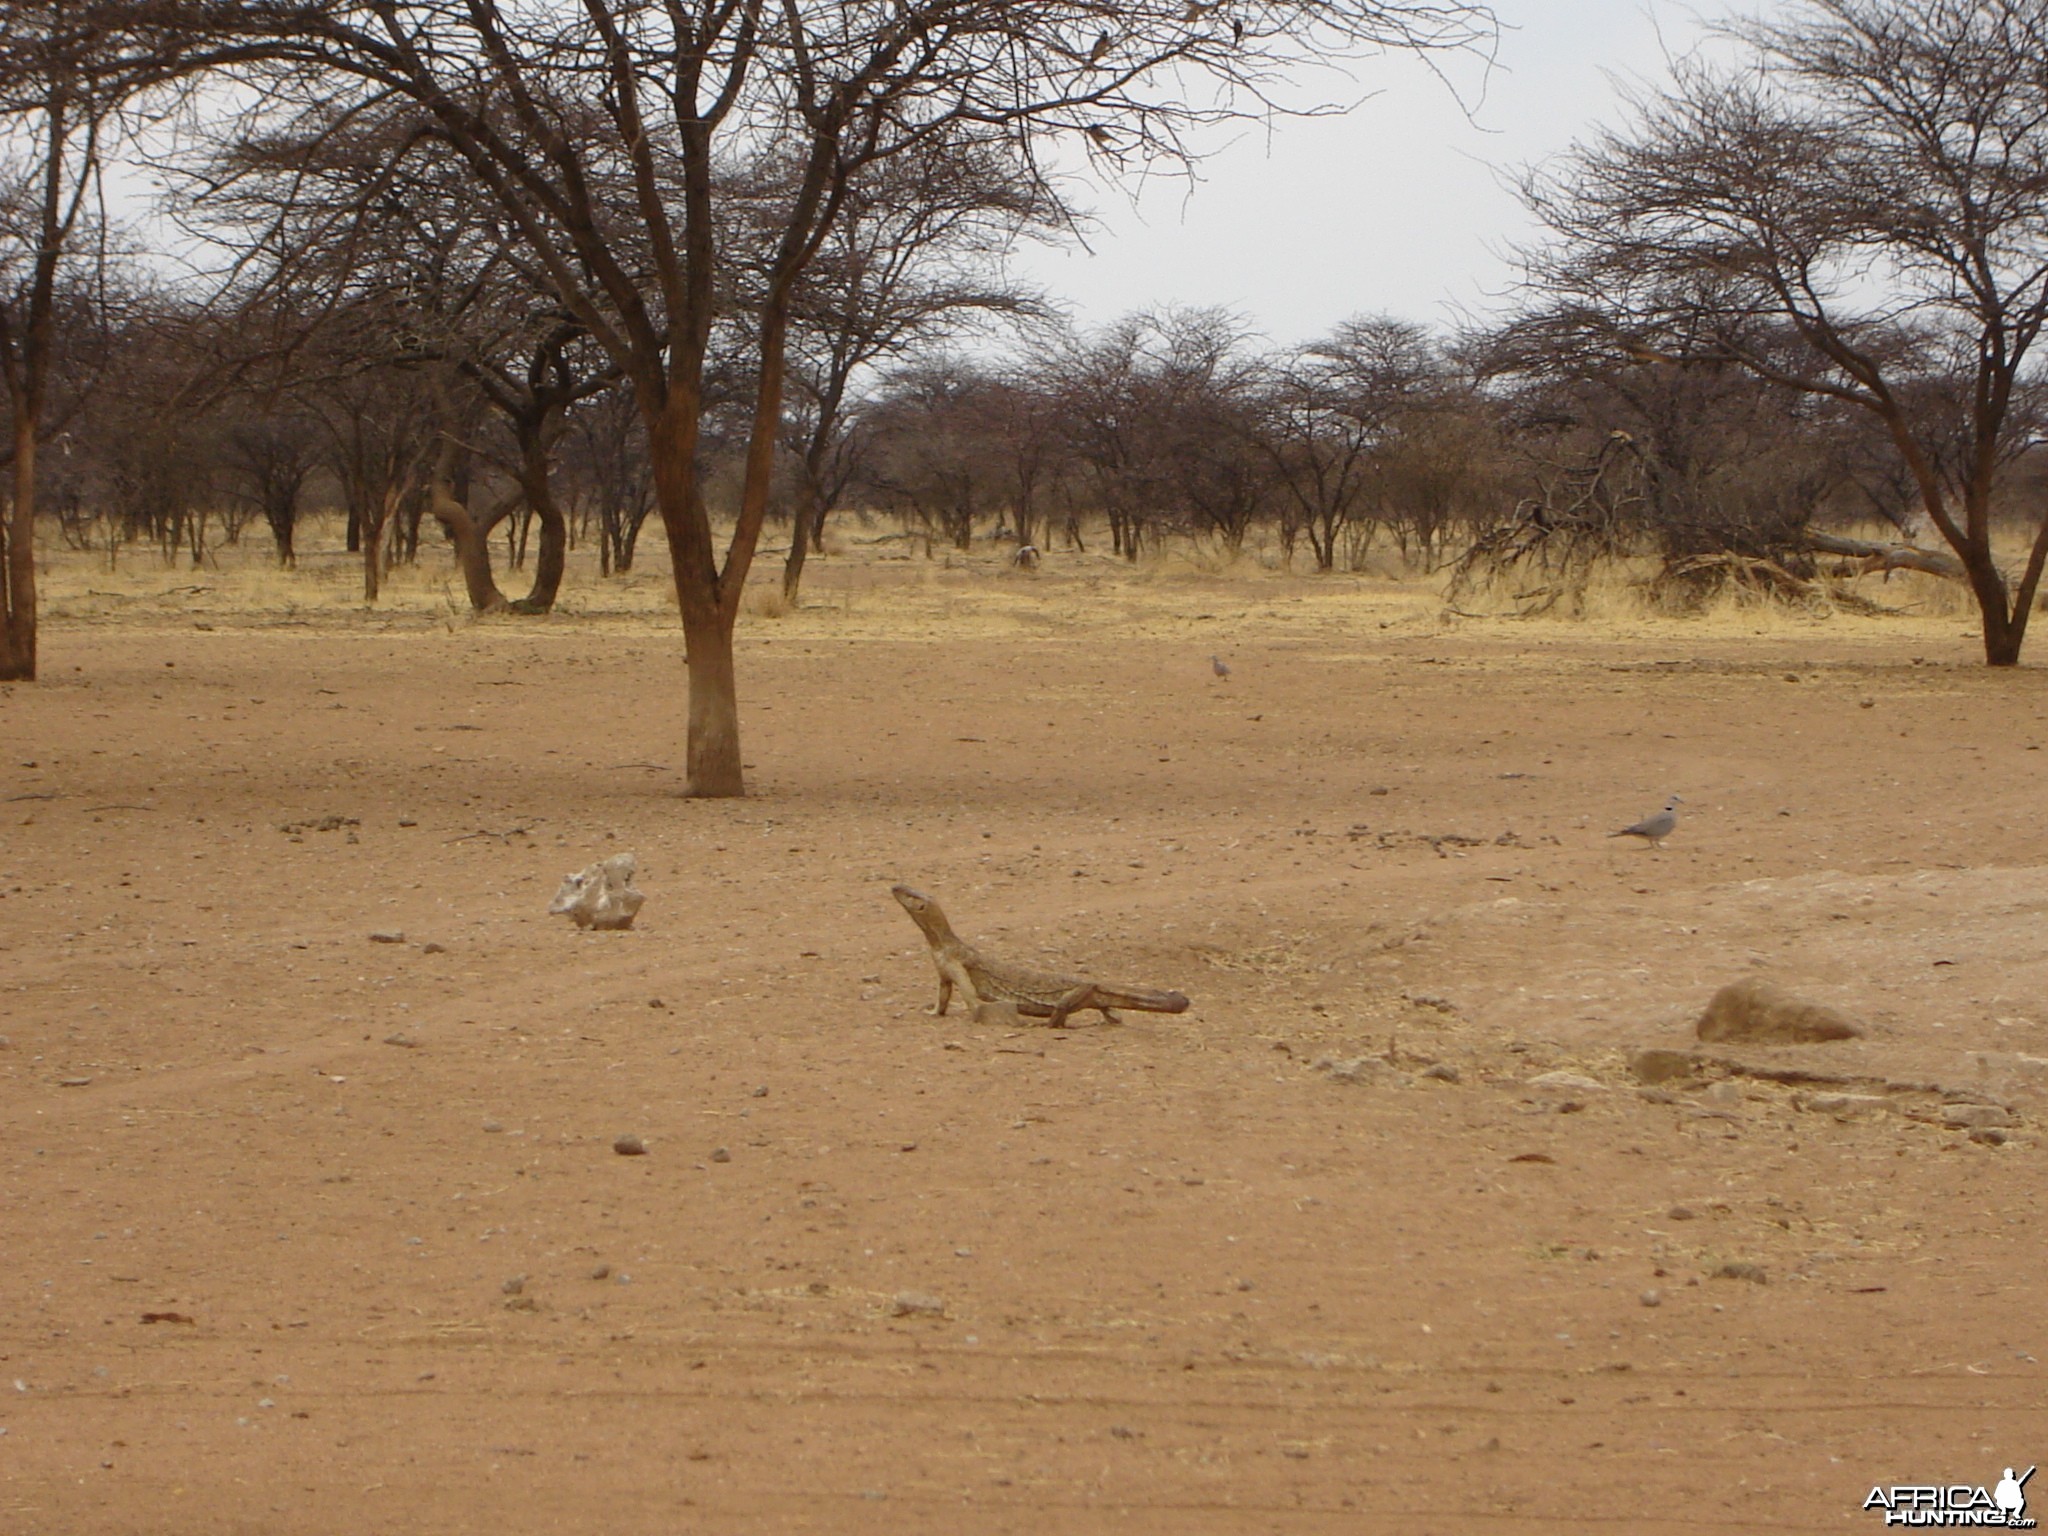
[891,883,949,937]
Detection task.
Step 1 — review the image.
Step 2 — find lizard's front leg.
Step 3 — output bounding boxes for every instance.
[933,958,981,1017]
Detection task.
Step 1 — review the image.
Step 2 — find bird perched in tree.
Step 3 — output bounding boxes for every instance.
[1088,30,1112,64]
[1211,654,1231,680]
[1610,794,1681,848]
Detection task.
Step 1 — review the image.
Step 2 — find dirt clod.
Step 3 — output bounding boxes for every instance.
[1695,979,1863,1044]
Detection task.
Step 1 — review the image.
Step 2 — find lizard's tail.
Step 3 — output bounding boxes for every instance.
[1107,985,1190,1014]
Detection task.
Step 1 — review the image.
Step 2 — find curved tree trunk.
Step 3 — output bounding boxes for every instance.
[429,476,508,614]
[507,423,566,614]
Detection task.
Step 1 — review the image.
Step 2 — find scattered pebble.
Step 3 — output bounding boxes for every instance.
[751,1086,769,1098]
[614,1134,647,1156]
[483,1121,505,1134]
[501,1275,525,1296]
[648,998,667,1010]
[397,816,418,827]
[590,1264,611,1281]
[1970,1128,2010,1147]
[1708,1261,1767,1284]
[889,1292,945,1318]
[368,930,406,945]
[1420,1062,1461,1083]
[381,1034,417,1049]
[57,1076,91,1088]
[1668,1206,1697,1221]
[421,941,447,955]
[710,1147,731,1163]
[1640,1288,1662,1308]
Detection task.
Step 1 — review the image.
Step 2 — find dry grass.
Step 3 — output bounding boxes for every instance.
[29,510,2026,657]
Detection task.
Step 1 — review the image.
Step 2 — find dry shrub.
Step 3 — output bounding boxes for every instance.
[743,584,794,620]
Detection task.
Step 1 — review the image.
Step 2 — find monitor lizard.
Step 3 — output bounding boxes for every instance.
[891,884,1191,1028]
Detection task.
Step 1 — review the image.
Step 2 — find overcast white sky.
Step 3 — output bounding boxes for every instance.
[1012,0,1751,346]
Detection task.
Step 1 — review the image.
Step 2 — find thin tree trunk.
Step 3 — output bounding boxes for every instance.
[362,487,397,603]
[782,481,817,602]
[1,416,37,680]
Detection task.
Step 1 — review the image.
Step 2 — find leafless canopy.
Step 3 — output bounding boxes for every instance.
[1517,0,2048,662]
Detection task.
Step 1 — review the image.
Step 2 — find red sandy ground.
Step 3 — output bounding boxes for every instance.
[3,552,2046,1533]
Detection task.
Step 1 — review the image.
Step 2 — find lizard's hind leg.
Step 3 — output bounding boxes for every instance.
[1045,984,1105,1029]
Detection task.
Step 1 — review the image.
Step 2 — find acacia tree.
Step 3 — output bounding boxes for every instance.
[1523,0,2048,664]
[0,3,175,678]
[188,0,1489,794]
[777,141,1053,601]
[1258,316,1441,570]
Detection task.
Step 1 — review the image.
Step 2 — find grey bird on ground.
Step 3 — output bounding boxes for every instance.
[1610,794,1682,848]
[1211,654,1231,679]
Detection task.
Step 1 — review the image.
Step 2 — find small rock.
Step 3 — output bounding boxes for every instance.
[1109,1425,1138,1440]
[420,941,447,955]
[613,1134,647,1156]
[1314,1054,1388,1085]
[1708,1261,1767,1284]
[1695,978,1862,1045]
[504,1295,538,1312]
[1667,1206,1697,1221]
[0,1035,12,1049]
[710,1147,731,1163]
[57,1076,92,1088]
[397,816,418,827]
[1639,1289,1662,1308]
[381,1033,417,1049]
[368,929,407,945]
[1941,1103,2013,1129]
[501,1275,525,1296]
[1420,1062,1461,1083]
[1969,1128,2010,1147]
[1628,1048,1698,1086]
[751,1085,769,1098]
[648,998,667,1010]
[482,1120,504,1133]
[889,1292,946,1319]
[590,1264,612,1280]
[1527,1070,1607,1094]
[1701,1081,1744,1107]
